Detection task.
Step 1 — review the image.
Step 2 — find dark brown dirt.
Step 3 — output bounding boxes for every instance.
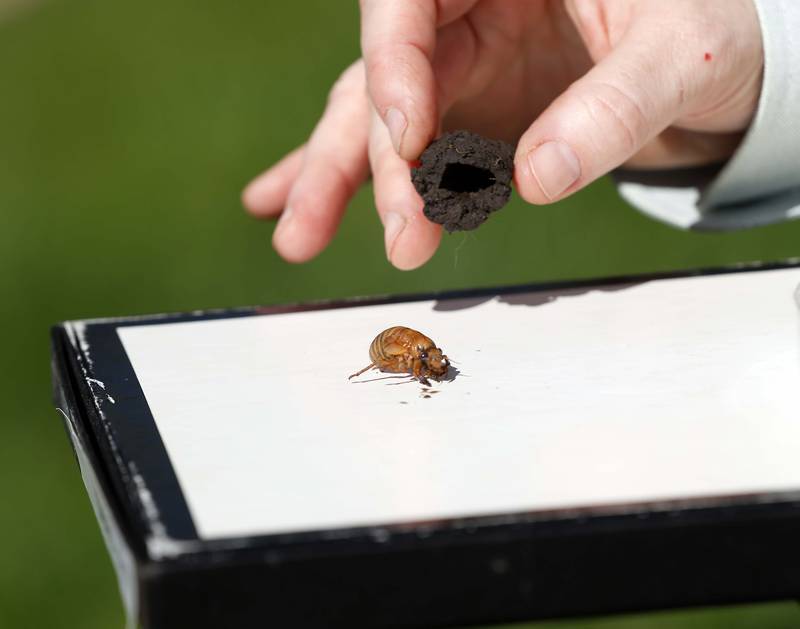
[411,130,515,232]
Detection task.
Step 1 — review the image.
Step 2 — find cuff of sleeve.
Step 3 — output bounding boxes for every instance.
[615,0,800,231]
[699,0,800,209]
[616,172,800,231]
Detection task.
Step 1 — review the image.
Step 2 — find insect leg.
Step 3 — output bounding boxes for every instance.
[348,363,376,380]
[411,359,431,386]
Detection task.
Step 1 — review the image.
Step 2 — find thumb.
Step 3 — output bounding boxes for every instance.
[515,30,693,204]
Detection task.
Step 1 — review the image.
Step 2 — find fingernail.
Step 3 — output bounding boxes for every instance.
[527,140,581,200]
[383,211,406,261]
[384,107,407,155]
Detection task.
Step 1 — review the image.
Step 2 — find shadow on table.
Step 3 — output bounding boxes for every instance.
[432,281,645,312]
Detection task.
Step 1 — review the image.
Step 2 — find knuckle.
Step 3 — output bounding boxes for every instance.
[326,161,360,200]
[365,42,427,94]
[327,61,365,106]
[577,81,650,155]
[289,190,324,220]
[364,54,392,97]
[291,164,357,221]
[326,77,351,108]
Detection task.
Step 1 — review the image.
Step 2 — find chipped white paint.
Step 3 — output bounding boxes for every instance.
[67,321,94,369]
[127,462,208,559]
[66,321,186,558]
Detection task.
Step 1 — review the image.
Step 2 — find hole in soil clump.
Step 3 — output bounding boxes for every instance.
[439,163,495,193]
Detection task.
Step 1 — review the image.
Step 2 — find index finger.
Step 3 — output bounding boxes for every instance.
[359,0,441,161]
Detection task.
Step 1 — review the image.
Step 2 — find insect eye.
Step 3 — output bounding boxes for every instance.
[420,351,428,360]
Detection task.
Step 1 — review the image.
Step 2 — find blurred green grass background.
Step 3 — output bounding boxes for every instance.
[2,0,800,627]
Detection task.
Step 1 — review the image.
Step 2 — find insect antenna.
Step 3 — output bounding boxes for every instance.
[353,374,412,384]
[386,376,418,386]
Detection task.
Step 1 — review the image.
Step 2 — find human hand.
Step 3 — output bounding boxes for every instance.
[243,0,763,270]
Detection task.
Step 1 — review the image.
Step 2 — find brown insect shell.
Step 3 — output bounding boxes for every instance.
[368,326,448,379]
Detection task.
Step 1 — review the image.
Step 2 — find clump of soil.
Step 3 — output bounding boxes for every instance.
[411,130,515,232]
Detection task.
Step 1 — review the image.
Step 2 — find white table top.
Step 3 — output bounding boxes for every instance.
[118,267,800,540]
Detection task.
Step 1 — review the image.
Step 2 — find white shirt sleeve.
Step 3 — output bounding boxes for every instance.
[615,0,800,231]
